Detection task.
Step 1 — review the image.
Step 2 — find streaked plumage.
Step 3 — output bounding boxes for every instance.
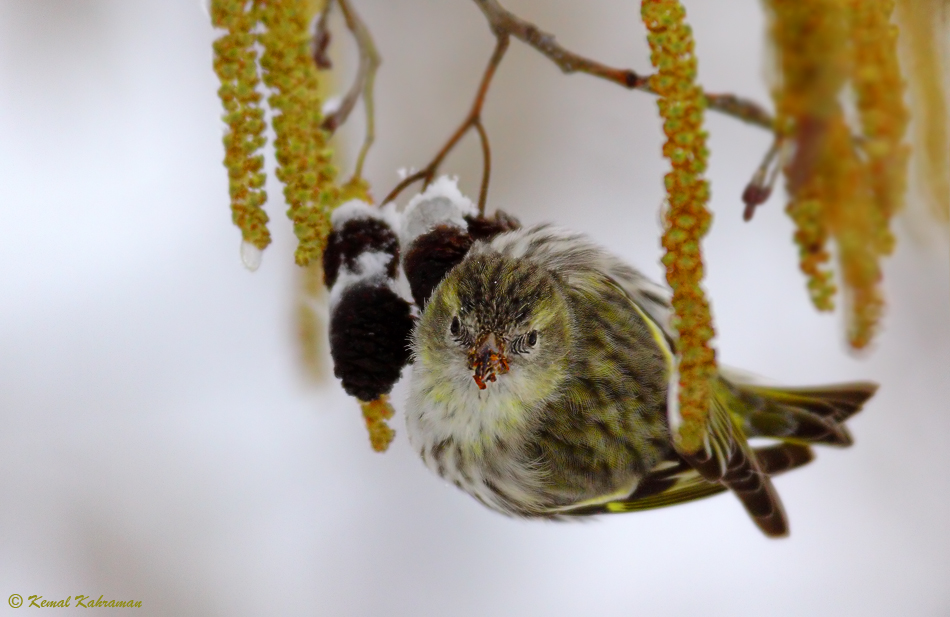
[406,225,875,536]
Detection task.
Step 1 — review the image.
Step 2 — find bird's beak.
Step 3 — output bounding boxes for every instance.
[468,333,509,390]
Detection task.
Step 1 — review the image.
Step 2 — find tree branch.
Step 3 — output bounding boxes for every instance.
[472,0,774,130]
[704,92,775,130]
[382,36,508,212]
[382,0,777,210]
[320,0,381,179]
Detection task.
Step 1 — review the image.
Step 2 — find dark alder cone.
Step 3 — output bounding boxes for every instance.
[403,226,473,309]
[464,210,521,241]
[329,283,414,402]
[323,218,400,288]
[404,211,521,309]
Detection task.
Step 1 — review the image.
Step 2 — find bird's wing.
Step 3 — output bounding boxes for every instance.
[597,257,674,341]
[600,274,793,537]
[595,457,727,513]
[557,457,726,515]
[559,442,812,516]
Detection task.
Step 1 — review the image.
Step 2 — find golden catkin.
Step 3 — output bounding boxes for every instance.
[642,0,717,454]
[850,0,908,255]
[766,0,850,130]
[765,0,848,312]
[296,262,330,384]
[258,0,339,266]
[767,0,905,349]
[815,110,885,349]
[785,195,836,311]
[360,396,396,453]
[896,0,950,222]
[211,0,271,250]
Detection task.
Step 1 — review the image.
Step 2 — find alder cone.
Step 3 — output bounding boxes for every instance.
[329,284,414,402]
[404,212,520,309]
[403,226,473,309]
[322,217,400,288]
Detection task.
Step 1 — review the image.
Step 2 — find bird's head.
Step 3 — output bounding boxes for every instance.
[414,250,572,405]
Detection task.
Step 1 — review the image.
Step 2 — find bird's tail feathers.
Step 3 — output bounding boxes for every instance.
[567,380,873,538]
[688,378,876,536]
[721,379,877,447]
[680,427,790,537]
[753,442,814,474]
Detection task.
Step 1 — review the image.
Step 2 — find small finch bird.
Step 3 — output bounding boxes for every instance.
[406,224,876,537]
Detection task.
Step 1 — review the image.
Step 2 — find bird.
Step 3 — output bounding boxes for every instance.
[405,223,876,537]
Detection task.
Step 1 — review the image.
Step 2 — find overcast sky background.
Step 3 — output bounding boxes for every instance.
[1,1,948,615]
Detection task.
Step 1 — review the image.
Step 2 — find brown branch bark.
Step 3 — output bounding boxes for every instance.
[472,0,774,130]
[382,36,508,213]
[320,0,381,179]
[382,0,776,211]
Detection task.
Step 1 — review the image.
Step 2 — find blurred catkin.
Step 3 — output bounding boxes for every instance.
[297,262,331,384]
[258,0,339,266]
[211,0,271,251]
[851,0,909,242]
[766,0,847,312]
[765,0,908,349]
[815,109,885,349]
[642,0,716,454]
[896,0,950,223]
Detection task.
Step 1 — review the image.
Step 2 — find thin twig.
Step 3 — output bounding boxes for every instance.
[321,0,381,180]
[382,36,509,208]
[473,119,491,216]
[704,92,775,130]
[472,0,774,130]
[382,0,776,209]
[473,0,647,90]
[742,135,783,221]
[312,0,333,69]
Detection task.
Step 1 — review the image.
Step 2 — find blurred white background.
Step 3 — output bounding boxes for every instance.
[1,1,948,615]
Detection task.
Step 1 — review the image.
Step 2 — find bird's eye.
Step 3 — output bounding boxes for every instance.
[510,330,539,355]
[450,316,461,337]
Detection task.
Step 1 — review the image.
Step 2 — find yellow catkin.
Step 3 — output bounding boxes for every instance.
[294,12,338,385]
[768,0,906,348]
[896,0,950,222]
[816,111,885,349]
[766,0,850,128]
[642,0,717,454]
[850,0,908,255]
[296,262,330,384]
[786,195,836,310]
[258,0,339,266]
[766,0,848,312]
[360,396,396,453]
[211,0,271,250]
